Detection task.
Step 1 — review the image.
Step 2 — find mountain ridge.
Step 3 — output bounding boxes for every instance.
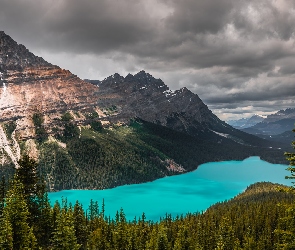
[0,31,288,190]
[242,108,295,134]
[227,114,265,129]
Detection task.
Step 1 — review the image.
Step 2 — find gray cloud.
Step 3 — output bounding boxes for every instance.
[0,0,295,120]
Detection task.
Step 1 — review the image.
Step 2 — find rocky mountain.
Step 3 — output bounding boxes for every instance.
[87,71,227,137]
[0,31,100,137]
[0,31,288,190]
[227,114,265,129]
[239,108,295,146]
[263,108,295,123]
[242,108,295,134]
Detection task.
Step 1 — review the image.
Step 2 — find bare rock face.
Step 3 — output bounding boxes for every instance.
[0,31,235,148]
[0,31,100,140]
[91,70,229,137]
[0,31,51,72]
[0,31,281,189]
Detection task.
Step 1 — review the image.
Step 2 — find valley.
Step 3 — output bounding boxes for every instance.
[0,31,291,191]
[48,157,292,221]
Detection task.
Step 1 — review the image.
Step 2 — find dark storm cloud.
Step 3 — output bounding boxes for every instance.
[0,0,295,120]
[164,0,235,34]
[0,0,158,53]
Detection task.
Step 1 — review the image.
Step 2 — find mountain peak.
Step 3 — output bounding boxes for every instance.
[0,31,52,73]
[125,73,135,82]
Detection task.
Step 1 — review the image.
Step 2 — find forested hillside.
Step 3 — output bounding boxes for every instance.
[0,129,294,249]
[1,160,295,249]
[1,116,286,190]
[0,31,288,191]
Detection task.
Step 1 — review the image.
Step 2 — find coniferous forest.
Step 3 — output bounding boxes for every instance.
[0,129,295,249]
[2,116,288,191]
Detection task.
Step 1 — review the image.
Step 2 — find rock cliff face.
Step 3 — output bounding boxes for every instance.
[88,70,230,138]
[0,31,283,190]
[0,31,233,141]
[0,31,100,140]
[0,31,277,167]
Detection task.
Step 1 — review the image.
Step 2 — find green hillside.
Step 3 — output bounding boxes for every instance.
[35,119,285,190]
[0,117,287,190]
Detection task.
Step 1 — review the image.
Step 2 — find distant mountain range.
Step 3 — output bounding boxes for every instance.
[0,31,289,190]
[227,114,266,129]
[228,109,295,147]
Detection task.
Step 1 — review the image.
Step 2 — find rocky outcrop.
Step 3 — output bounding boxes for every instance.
[0,31,100,140]
[242,109,295,136]
[90,70,230,137]
[0,31,282,189]
[0,31,271,163]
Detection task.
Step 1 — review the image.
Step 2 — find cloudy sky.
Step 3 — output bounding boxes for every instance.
[1,0,295,121]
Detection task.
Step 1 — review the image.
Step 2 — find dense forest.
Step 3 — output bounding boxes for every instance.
[0,127,295,249]
[37,118,289,190]
[2,112,287,191]
[0,165,295,249]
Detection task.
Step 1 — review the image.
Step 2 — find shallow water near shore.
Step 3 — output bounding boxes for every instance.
[48,157,292,221]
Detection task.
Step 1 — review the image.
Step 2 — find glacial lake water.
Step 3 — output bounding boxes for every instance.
[48,157,292,221]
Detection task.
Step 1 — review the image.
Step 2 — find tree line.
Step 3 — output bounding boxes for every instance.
[1,150,295,249]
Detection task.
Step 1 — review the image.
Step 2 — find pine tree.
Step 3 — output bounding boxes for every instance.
[27,227,38,250]
[275,204,295,249]
[51,207,80,250]
[16,155,47,222]
[0,216,13,249]
[173,225,191,250]
[0,176,6,215]
[35,193,53,248]
[157,225,169,250]
[16,155,39,201]
[285,128,295,185]
[113,208,128,249]
[73,201,88,249]
[275,128,295,248]
[215,216,236,250]
[3,178,35,249]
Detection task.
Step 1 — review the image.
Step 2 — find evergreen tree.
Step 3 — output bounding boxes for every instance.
[35,193,53,247]
[16,154,49,246]
[157,225,169,250]
[16,155,39,201]
[215,216,236,250]
[27,227,38,250]
[0,176,6,215]
[285,128,295,185]
[173,225,191,250]
[73,201,88,249]
[275,204,295,249]
[0,216,13,249]
[88,199,99,232]
[3,178,35,249]
[51,207,80,250]
[275,128,295,248]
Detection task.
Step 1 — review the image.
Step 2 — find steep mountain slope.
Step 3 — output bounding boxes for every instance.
[86,73,280,148]
[0,31,100,138]
[0,31,287,190]
[0,31,276,148]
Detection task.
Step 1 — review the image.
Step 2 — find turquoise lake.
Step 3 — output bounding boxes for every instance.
[48,157,292,221]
